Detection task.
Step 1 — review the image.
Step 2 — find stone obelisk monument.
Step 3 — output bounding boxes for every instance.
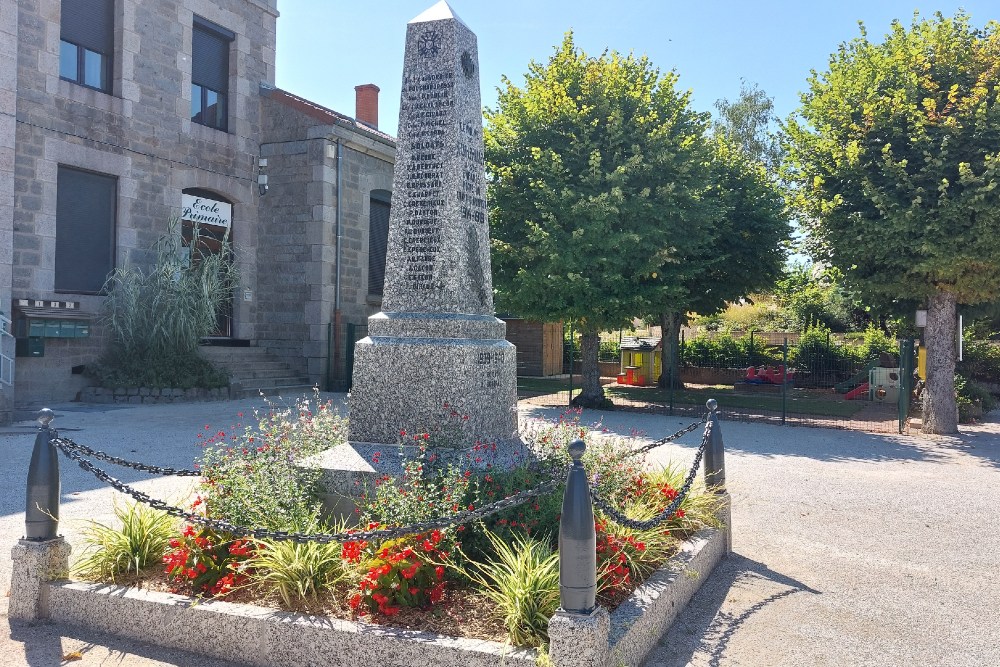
[348,1,518,448]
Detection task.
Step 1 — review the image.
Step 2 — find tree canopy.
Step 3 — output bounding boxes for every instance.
[485,33,715,404]
[783,12,1000,432]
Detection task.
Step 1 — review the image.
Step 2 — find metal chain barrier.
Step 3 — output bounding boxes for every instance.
[56,437,200,477]
[52,437,564,543]
[590,419,712,531]
[626,416,705,458]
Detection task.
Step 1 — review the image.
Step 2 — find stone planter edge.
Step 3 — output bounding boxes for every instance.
[15,496,730,667]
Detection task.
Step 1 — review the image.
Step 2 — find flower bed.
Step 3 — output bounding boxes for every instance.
[12,395,732,666]
[16,507,728,667]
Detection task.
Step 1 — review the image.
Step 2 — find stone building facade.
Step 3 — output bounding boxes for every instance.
[2,0,397,420]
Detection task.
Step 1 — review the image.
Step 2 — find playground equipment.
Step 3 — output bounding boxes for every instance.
[743,365,794,385]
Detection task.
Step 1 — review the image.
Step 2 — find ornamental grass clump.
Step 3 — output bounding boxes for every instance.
[253,534,350,608]
[461,529,560,647]
[73,499,176,583]
[88,217,237,389]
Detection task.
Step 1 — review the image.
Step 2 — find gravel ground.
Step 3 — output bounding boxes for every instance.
[2,396,998,666]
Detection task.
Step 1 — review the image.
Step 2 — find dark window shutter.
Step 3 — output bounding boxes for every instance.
[60,0,114,55]
[192,18,232,93]
[56,167,116,293]
[368,198,391,296]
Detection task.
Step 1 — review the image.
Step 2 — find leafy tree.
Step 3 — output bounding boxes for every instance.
[713,81,784,172]
[485,33,714,407]
[654,86,790,387]
[783,12,1000,433]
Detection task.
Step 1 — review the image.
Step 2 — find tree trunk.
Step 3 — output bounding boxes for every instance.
[922,289,959,434]
[571,330,611,409]
[658,312,682,389]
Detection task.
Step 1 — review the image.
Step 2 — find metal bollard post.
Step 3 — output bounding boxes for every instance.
[25,408,60,540]
[558,438,596,614]
[703,399,726,491]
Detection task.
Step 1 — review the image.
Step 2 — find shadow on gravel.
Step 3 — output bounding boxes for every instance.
[522,404,1000,467]
[647,552,821,667]
[7,618,244,667]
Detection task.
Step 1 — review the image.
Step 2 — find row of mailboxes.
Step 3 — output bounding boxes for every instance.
[14,318,91,357]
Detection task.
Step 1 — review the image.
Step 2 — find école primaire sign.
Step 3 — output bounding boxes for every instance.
[181,194,231,228]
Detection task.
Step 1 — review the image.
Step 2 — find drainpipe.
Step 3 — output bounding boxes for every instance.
[333,138,343,391]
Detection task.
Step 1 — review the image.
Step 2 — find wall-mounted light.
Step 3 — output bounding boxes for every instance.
[257,157,268,197]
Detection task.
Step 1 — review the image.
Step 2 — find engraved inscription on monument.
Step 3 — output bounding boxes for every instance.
[399,68,456,293]
[348,1,519,449]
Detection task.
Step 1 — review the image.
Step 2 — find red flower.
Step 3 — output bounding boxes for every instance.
[435,565,445,581]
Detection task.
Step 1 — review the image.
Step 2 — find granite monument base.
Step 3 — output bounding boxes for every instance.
[348,332,518,449]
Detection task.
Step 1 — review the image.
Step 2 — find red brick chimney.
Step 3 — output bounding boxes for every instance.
[355,84,380,129]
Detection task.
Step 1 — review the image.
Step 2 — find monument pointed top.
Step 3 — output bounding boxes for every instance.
[409,0,468,27]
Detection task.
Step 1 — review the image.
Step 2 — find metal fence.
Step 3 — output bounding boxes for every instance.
[526,334,918,434]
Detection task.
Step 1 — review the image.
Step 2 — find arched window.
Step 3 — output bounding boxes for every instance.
[181,187,234,336]
[368,189,391,297]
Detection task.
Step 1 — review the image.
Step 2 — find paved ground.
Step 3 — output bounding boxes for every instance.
[2,396,998,666]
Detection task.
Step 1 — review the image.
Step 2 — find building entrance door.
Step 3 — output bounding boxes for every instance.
[181,189,234,338]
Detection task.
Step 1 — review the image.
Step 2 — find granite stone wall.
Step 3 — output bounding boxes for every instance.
[258,93,394,389]
[9,0,277,408]
[0,0,19,421]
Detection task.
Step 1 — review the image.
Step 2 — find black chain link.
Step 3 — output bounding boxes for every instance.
[54,437,200,477]
[627,417,705,458]
[590,419,712,531]
[53,437,564,543]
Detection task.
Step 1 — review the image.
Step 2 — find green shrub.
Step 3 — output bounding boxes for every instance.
[956,374,997,422]
[958,340,1000,385]
[73,500,176,582]
[789,324,856,381]
[85,351,229,389]
[197,393,347,531]
[857,325,898,363]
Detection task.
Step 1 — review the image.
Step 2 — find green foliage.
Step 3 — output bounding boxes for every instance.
[73,500,176,582]
[713,81,784,172]
[788,324,855,380]
[486,33,716,403]
[958,340,1000,384]
[91,218,238,388]
[784,12,1000,308]
[252,536,349,607]
[197,393,347,531]
[955,374,997,421]
[783,11,1000,430]
[858,325,898,362]
[101,218,239,358]
[85,351,229,389]
[772,263,856,332]
[461,530,560,647]
[681,333,782,368]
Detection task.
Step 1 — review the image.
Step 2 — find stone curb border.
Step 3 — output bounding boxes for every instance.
[79,386,234,405]
[10,496,730,667]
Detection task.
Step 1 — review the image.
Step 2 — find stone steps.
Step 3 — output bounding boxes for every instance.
[199,346,313,398]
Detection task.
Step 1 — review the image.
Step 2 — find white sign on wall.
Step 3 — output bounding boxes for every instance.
[181,194,232,228]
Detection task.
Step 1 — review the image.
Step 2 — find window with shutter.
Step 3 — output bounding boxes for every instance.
[55,167,117,294]
[191,16,234,132]
[59,0,114,92]
[368,192,392,297]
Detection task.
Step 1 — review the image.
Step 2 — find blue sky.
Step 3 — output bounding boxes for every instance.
[275,1,996,137]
